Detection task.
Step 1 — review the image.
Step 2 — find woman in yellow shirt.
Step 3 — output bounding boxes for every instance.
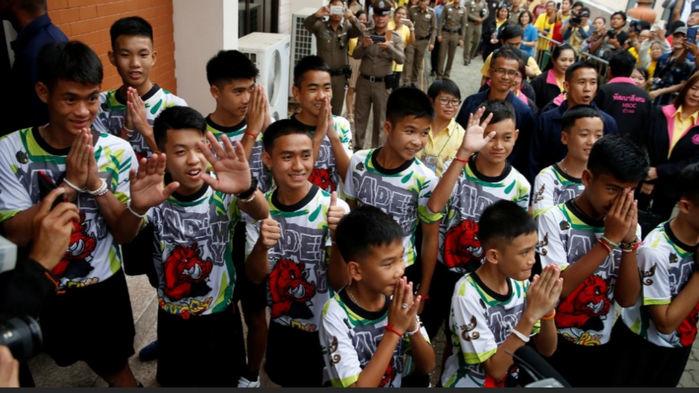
[387,6,414,88]
[534,0,557,52]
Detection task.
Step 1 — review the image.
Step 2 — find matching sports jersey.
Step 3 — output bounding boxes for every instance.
[245,185,349,332]
[93,85,187,158]
[0,127,136,289]
[146,185,240,318]
[441,273,539,387]
[531,164,584,215]
[622,222,699,349]
[344,148,443,267]
[439,158,531,274]
[320,289,430,388]
[537,200,641,346]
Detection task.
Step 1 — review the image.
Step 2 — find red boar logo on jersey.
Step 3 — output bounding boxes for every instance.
[677,302,699,347]
[52,216,96,278]
[269,258,316,319]
[379,360,396,387]
[308,168,335,191]
[443,219,482,270]
[556,275,611,331]
[163,244,213,301]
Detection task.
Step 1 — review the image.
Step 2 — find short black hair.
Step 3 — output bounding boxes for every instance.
[335,205,404,262]
[13,0,46,14]
[491,46,524,69]
[482,100,516,125]
[110,16,153,49]
[611,11,627,22]
[498,24,523,41]
[478,200,536,249]
[561,105,603,132]
[587,134,648,183]
[386,86,434,125]
[565,60,597,82]
[293,55,331,87]
[37,41,103,90]
[153,106,206,150]
[677,162,699,204]
[609,50,636,77]
[262,118,311,152]
[206,50,259,86]
[427,78,461,100]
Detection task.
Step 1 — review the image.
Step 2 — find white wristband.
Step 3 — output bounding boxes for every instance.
[510,327,530,343]
[126,200,148,219]
[87,178,109,197]
[63,178,86,193]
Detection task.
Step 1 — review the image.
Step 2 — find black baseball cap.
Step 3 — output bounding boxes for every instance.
[372,0,391,16]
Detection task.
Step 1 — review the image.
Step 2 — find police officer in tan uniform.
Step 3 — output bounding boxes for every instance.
[403,0,436,87]
[353,1,405,149]
[437,0,467,78]
[462,0,488,65]
[304,0,363,116]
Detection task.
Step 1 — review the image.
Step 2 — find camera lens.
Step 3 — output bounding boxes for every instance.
[0,316,42,360]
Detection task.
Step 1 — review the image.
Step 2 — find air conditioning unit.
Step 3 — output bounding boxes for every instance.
[238,32,291,121]
[290,8,318,91]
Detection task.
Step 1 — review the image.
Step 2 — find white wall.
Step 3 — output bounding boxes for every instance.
[173,0,238,114]
[279,0,324,33]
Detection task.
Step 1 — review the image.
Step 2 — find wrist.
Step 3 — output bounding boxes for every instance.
[28,251,59,271]
[385,323,404,338]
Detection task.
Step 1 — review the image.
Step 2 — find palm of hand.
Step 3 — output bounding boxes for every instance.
[209,158,251,195]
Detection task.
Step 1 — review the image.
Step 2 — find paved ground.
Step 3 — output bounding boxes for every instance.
[28,46,699,388]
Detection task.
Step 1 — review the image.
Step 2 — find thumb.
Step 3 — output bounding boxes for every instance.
[330,191,337,208]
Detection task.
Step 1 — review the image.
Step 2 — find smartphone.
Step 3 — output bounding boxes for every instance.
[370,35,386,43]
[688,26,698,45]
[330,5,343,15]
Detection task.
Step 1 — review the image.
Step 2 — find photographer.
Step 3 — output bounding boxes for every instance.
[561,7,590,52]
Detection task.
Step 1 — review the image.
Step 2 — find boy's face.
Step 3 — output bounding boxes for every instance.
[352,240,405,296]
[211,78,256,119]
[478,119,518,166]
[292,70,333,118]
[163,129,207,195]
[561,117,603,162]
[433,92,460,121]
[37,79,100,136]
[109,35,156,89]
[384,115,431,161]
[262,133,314,191]
[488,232,538,282]
[564,67,597,106]
[582,171,638,217]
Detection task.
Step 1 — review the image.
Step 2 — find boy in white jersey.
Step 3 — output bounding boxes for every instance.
[536,134,648,386]
[93,16,187,158]
[442,200,561,387]
[245,119,350,386]
[129,106,268,386]
[613,163,699,387]
[344,86,443,314]
[320,205,435,387]
[422,101,531,338]
[0,41,168,387]
[531,105,603,215]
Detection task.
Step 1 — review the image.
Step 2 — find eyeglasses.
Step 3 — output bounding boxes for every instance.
[438,97,462,107]
[492,67,520,78]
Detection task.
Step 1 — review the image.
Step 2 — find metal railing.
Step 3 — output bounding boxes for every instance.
[534,33,609,80]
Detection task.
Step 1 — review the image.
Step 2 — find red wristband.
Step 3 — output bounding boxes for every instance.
[244,131,258,140]
[453,156,469,164]
[385,323,403,338]
[598,238,613,254]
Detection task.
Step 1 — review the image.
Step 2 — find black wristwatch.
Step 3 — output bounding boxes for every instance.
[235,177,258,202]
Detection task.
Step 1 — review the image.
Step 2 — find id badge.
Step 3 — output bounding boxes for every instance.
[424,155,438,172]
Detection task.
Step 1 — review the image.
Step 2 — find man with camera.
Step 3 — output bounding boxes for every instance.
[304,1,364,116]
[561,7,591,52]
[0,188,80,387]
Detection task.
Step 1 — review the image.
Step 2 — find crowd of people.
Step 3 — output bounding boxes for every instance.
[0,0,698,389]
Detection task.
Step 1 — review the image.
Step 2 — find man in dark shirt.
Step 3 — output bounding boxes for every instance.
[0,0,67,134]
[596,51,652,148]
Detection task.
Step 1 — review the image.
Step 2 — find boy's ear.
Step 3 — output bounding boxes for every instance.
[291,85,300,103]
[563,80,570,93]
[560,129,569,146]
[677,197,691,215]
[581,168,592,187]
[483,247,500,265]
[348,261,362,282]
[383,120,393,137]
[210,84,220,100]
[262,149,272,170]
[513,128,519,143]
[35,82,49,104]
[108,50,116,67]
[151,47,158,66]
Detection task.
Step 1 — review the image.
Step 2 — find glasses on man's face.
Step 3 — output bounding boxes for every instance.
[492,67,519,78]
[438,97,462,107]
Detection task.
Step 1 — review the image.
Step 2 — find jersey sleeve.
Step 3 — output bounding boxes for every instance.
[417,168,443,224]
[531,169,554,214]
[92,93,111,134]
[0,150,32,223]
[536,209,570,270]
[110,141,138,204]
[639,246,671,306]
[450,283,497,365]
[343,153,361,200]
[320,301,363,387]
[334,117,354,155]
[515,176,531,209]
[244,214,260,259]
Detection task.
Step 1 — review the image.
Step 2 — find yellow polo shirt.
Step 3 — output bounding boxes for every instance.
[417,118,466,176]
[671,106,698,157]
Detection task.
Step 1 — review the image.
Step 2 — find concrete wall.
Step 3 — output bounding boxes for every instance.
[278,0,324,33]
